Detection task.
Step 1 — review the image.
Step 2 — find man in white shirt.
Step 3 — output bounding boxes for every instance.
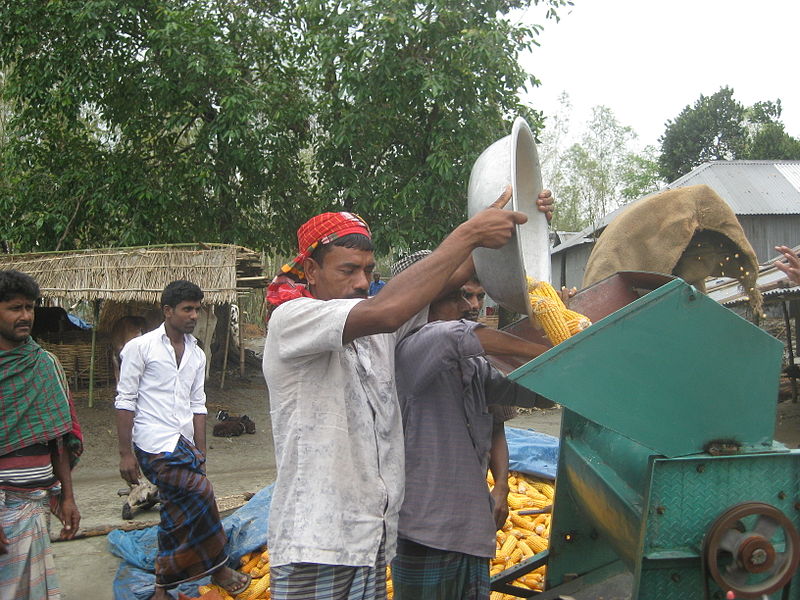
[115,281,249,600]
[263,188,553,600]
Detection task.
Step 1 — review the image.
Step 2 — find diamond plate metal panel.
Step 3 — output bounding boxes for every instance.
[639,451,800,600]
[645,453,800,551]
[636,565,705,600]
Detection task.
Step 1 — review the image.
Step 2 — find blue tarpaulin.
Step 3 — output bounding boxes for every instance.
[506,426,559,480]
[108,484,274,600]
[108,428,558,598]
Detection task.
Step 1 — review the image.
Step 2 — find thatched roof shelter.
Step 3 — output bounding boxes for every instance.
[0,243,265,305]
[0,243,266,401]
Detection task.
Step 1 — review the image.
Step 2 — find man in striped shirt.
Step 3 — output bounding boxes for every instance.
[0,269,82,600]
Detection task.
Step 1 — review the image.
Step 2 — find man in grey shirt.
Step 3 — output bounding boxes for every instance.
[391,284,548,600]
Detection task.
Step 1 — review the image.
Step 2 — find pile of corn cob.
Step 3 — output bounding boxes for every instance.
[191,548,397,600]
[488,470,555,600]
[189,471,554,600]
[194,547,272,600]
[527,277,591,345]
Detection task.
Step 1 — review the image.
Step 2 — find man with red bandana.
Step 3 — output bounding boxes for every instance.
[262,188,553,600]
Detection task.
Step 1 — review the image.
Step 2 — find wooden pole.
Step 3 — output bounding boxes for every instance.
[239,304,245,377]
[51,520,160,542]
[88,299,100,407]
[219,303,232,390]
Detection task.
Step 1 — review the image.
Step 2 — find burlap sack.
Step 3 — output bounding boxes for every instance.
[582,184,763,315]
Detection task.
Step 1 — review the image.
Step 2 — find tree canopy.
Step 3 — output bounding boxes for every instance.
[0,0,571,255]
[539,96,661,232]
[658,87,800,182]
[0,0,310,252]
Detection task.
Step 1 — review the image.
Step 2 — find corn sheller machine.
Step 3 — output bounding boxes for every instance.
[494,271,800,600]
[470,118,800,599]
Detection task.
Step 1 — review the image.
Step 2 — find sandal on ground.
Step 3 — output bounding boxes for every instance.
[211,569,251,596]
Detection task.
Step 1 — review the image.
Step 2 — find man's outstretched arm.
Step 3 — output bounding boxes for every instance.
[344,188,527,343]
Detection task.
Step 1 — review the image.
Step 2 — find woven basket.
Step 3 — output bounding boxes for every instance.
[40,340,114,387]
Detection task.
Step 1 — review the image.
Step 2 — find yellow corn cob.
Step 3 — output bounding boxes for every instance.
[499,533,517,556]
[508,547,523,565]
[532,302,572,345]
[563,309,591,329]
[522,573,543,586]
[511,580,532,590]
[517,539,534,559]
[198,585,212,595]
[256,549,270,568]
[244,572,270,600]
[522,487,548,501]
[241,553,262,573]
[520,476,554,499]
[251,565,270,578]
[565,318,586,336]
[527,278,591,345]
[508,493,550,510]
[506,493,536,510]
[510,528,533,542]
[527,535,548,554]
[486,470,495,486]
[527,278,564,304]
[509,511,534,529]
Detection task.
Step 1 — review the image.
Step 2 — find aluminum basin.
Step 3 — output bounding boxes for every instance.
[467,117,550,316]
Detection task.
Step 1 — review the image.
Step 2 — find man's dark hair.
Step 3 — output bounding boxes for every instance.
[466,273,481,286]
[310,233,374,266]
[0,270,40,302]
[161,280,204,308]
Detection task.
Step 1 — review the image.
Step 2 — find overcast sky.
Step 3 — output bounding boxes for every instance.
[517,0,800,150]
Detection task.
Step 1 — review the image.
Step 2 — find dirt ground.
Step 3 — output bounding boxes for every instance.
[51,358,800,599]
[54,367,277,600]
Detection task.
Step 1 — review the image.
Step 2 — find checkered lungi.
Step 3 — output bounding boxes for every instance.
[135,436,228,588]
[270,543,388,600]
[391,538,489,600]
[0,488,60,600]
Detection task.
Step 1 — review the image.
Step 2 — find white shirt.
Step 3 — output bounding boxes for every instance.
[114,323,207,454]
[262,297,426,568]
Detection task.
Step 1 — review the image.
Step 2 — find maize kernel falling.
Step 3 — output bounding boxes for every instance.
[527,278,591,345]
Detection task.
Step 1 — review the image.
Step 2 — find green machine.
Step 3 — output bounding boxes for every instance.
[492,274,800,599]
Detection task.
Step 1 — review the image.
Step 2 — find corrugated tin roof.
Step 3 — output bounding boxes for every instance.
[667,160,800,214]
[550,230,596,254]
[551,160,800,256]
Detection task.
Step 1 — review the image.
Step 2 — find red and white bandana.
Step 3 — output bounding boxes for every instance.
[266,212,371,308]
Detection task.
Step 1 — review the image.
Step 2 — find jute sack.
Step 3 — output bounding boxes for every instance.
[582,184,762,315]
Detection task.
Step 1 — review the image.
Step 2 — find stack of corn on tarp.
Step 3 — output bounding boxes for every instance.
[109,428,559,600]
[488,472,554,599]
[193,472,555,600]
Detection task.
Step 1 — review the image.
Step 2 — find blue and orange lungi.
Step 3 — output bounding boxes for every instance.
[135,436,228,589]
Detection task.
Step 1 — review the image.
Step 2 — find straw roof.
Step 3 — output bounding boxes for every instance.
[0,243,265,305]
